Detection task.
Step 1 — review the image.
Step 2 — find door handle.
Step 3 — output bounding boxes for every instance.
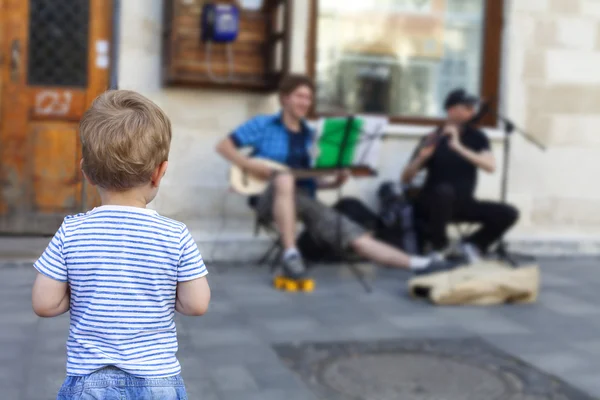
[10,39,20,82]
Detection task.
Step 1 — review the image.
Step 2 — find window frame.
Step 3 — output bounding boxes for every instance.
[306,0,504,127]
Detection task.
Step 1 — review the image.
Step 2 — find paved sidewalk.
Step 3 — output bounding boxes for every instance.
[1,258,599,399]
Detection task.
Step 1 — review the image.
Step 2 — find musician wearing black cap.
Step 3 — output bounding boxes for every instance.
[401,88,519,263]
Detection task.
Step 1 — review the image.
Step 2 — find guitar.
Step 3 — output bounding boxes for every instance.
[229,158,375,196]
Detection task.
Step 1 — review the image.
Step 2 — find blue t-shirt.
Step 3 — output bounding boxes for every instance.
[230,113,317,201]
[286,128,316,197]
[34,205,208,378]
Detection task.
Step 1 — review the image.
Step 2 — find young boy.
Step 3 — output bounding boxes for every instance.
[31,90,210,400]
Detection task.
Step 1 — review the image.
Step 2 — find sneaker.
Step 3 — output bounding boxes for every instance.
[461,242,482,264]
[282,255,308,280]
[413,259,460,277]
[427,251,446,262]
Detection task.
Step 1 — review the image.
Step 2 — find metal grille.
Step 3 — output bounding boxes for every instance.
[27,0,90,87]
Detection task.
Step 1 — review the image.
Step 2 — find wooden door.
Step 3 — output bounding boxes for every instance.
[0,0,112,234]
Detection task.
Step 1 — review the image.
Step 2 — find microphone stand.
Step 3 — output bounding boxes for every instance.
[493,112,546,266]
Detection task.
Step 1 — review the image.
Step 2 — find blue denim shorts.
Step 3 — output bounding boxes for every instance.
[56,366,187,400]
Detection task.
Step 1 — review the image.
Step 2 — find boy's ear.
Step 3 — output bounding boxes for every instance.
[80,159,95,186]
[151,161,168,188]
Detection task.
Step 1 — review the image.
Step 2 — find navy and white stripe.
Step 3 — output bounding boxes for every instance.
[34,205,207,378]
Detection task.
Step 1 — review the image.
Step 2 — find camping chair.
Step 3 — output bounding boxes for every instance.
[254,215,283,273]
[414,214,478,257]
[404,186,477,256]
[447,222,479,258]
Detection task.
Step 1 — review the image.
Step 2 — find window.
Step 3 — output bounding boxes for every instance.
[309,0,503,125]
[28,0,90,87]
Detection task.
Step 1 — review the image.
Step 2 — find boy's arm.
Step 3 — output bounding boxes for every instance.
[32,224,70,317]
[32,274,70,317]
[175,226,210,316]
[176,277,210,316]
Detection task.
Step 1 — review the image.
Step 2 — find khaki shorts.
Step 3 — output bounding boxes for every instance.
[255,184,366,251]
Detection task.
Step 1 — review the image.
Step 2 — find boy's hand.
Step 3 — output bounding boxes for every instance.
[32,273,70,317]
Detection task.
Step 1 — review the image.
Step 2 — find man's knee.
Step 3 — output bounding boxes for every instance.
[273,173,295,195]
[503,204,520,226]
[486,204,519,228]
[349,233,372,253]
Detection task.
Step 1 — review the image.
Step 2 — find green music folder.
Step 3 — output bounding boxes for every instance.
[315,118,364,168]
[313,116,387,171]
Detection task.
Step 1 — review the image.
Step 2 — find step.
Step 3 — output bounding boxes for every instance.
[187,219,282,263]
[188,219,600,262]
[0,236,52,262]
[1,221,599,263]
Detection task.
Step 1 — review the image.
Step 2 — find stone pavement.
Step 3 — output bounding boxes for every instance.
[1,257,600,399]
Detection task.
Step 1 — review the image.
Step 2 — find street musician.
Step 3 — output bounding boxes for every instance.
[401,89,519,263]
[216,74,454,285]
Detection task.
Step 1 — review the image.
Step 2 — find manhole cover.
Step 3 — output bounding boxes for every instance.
[320,353,514,400]
[273,338,593,400]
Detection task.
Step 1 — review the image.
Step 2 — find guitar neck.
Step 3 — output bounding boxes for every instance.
[289,170,338,179]
[289,166,375,178]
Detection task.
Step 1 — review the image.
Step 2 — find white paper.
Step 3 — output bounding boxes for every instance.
[95,40,109,54]
[351,116,388,170]
[239,0,264,10]
[96,54,109,69]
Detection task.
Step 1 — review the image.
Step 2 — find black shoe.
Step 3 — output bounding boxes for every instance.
[413,259,460,277]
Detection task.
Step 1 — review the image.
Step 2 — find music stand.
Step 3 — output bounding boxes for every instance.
[491,110,546,266]
[311,115,387,293]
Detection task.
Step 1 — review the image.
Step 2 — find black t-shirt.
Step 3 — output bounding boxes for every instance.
[419,126,490,198]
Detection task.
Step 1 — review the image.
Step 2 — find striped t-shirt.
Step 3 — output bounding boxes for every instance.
[33,205,207,378]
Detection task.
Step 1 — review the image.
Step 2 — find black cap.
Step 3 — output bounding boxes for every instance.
[444,88,479,110]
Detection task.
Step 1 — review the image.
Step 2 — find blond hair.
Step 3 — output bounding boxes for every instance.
[80,90,172,191]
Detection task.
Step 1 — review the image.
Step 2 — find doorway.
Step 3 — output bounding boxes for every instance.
[0,0,113,234]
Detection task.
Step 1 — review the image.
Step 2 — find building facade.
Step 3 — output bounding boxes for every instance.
[1,0,599,254]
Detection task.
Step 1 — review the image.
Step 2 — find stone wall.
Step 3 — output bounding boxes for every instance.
[118,0,279,220]
[116,0,600,252]
[504,0,600,242]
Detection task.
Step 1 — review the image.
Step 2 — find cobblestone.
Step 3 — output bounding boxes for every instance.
[2,257,600,399]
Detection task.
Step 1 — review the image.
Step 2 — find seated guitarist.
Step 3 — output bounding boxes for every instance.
[216,74,452,280]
